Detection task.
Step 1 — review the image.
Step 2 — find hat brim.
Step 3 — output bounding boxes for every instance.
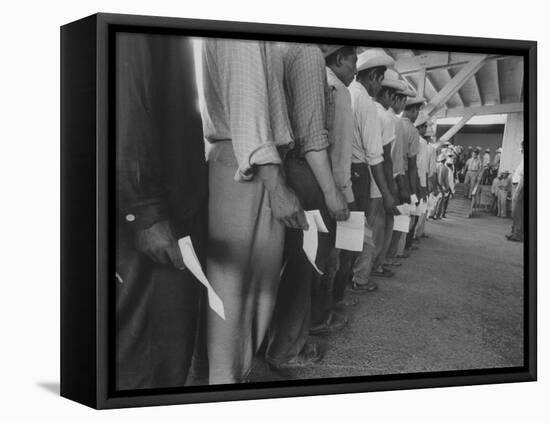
[381,79,406,91]
[405,97,426,107]
[322,45,346,58]
[357,56,395,73]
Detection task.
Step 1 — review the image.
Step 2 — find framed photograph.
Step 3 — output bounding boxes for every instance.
[60,12,536,409]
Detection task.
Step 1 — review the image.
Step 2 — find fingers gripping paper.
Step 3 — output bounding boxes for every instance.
[178,236,225,320]
[303,211,327,275]
[335,211,365,252]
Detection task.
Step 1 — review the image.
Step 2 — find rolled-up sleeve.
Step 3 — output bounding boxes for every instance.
[286,46,329,155]
[204,40,281,180]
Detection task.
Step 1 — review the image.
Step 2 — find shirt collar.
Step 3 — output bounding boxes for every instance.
[326,67,346,89]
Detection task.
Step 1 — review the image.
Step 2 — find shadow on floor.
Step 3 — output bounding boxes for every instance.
[36,381,60,396]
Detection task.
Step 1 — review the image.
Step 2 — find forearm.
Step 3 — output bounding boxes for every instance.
[371,162,393,201]
[256,163,286,193]
[408,157,419,195]
[382,145,395,195]
[304,149,339,197]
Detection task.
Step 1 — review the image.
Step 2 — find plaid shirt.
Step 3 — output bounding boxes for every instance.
[201,39,293,181]
[279,43,330,156]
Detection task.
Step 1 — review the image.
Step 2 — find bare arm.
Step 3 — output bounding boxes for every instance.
[256,164,308,229]
[305,150,349,221]
[371,161,395,211]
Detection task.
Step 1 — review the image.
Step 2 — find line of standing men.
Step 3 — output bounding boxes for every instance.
[115,35,435,390]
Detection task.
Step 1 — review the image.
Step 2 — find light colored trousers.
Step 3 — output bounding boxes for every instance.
[415,212,427,238]
[353,198,385,284]
[206,142,284,384]
[497,190,508,217]
[464,170,480,197]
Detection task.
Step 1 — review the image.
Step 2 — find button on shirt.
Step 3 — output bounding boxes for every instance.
[279,43,330,157]
[370,102,396,198]
[349,81,383,167]
[326,67,354,203]
[202,39,293,181]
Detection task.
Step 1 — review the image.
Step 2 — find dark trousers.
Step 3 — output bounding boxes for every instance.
[511,184,524,240]
[405,215,419,249]
[333,163,370,301]
[435,193,450,218]
[266,157,333,365]
[115,213,206,390]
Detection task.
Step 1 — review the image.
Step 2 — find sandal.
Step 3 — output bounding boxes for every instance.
[309,311,348,336]
[268,342,323,370]
[372,267,395,278]
[350,280,378,293]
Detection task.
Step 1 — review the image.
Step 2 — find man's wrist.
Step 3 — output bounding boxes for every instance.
[256,164,285,193]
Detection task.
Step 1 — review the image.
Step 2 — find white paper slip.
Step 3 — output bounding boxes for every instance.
[178,236,226,320]
[410,194,418,204]
[396,204,410,216]
[418,201,427,214]
[393,214,411,232]
[306,210,329,233]
[335,211,365,252]
[303,212,324,275]
[410,203,421,216]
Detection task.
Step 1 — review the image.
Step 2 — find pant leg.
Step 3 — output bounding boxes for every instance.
[464,172,472,197]
[266,157,331,365]
[333,249,356,303]
[115,220,203,390]
[469,173,480,197]
[441,194,450,216]
[375,212,394,267]
[352,198,383,284]
[511,185,524,240]
[405,215,418,249]
[206,142,284,384]
[415,212,426,238]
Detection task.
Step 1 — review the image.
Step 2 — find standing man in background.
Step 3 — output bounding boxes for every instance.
[507,142,524,242]
[463,148,482,199]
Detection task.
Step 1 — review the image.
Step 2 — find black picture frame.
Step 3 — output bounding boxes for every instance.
[60,12,537,409]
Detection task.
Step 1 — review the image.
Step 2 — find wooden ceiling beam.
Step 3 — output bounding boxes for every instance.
[434,102,524,119]
[423,54,488,116]
[396,53,511,76]
[439,112,476,142]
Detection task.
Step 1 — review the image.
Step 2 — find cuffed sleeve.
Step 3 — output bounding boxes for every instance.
[285,45,329,156]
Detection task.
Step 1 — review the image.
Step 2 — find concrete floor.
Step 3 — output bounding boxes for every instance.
[249,214,524,382]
